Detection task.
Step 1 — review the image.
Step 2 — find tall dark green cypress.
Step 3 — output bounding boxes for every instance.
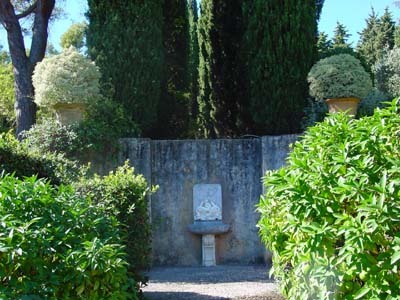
[197,0,215,137]
[197,0,247,138]
[245,0,319,134]
[151,0,190,138]
[86,1,163,136]
[188,0,199,133]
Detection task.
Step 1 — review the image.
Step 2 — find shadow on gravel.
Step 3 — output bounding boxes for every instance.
[144,291,228,300]
[145,265,273,284]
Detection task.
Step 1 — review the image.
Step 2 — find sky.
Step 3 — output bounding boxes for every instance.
[1,0,400,51]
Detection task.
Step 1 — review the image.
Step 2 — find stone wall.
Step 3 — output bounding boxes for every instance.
[92,135,299,266]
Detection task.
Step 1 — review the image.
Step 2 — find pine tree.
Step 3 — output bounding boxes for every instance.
[86,1,163,135]
[395,25,400,47]
[152,0,190,138]
[317,31,332,58]
[197,0,247,138]
[245,0,319,134]
[380,8,395,49]
[333,22,351,47]
[357,7,395,71]
[356,8,381,68]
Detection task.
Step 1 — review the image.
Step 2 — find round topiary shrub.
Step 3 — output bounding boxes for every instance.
[0,173,137,299]
[32,47,101,107]
[308,54,372,100]
[258,101,400,299]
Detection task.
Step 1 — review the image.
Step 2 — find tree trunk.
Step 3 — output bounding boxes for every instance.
[0,0,55,138]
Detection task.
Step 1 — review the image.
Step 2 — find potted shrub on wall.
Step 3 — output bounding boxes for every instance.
[33,47,101,125]
[307,54,372,116]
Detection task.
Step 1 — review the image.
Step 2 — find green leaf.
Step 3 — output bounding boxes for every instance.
[390,251,400,265]
[353,286,371,299]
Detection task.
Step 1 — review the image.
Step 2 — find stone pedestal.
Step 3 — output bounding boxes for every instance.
[202,234,216,266]
[188,184,230,267]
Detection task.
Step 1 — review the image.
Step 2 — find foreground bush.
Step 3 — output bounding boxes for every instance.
[0,174,136,299]
[0,133,84,185]
[76,162,155,286]
[258,101,400,299]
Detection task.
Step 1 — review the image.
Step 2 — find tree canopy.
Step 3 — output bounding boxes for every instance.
[0,0,56,137]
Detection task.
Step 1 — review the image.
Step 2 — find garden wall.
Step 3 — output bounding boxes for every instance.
[92,135,299,266]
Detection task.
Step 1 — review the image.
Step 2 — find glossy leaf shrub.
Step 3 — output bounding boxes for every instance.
[258,101,400,299]
[75,162,155,287]
[0,174,136,299]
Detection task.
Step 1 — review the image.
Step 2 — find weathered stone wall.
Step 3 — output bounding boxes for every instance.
[91,135,299,266]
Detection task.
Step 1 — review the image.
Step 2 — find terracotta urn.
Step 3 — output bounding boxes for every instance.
[53,103,86,126]
[325,97,360,117]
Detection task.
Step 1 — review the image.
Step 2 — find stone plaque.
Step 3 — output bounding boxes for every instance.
[193,184,222,221]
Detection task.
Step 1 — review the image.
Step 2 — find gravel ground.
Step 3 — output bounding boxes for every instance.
[142,265,284,300]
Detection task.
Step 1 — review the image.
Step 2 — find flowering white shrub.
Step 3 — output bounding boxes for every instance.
[33,47,101,107]
[308,54,372,100]
[374,47,400,98]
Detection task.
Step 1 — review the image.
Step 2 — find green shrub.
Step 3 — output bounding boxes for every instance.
[23,118,86,158]
[0,133,85,185]
[301,98,328,130]
[25,99,140,160]
[308,54,372,100]
[358,88,391,117]
[76,98,140,151]
[0,173,136,299]
[258,100,400,299]
[75,162,155,286]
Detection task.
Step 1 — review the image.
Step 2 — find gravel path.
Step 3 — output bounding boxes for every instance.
[142,265,283,300]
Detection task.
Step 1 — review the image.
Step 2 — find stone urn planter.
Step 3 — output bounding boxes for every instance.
[32,48,101,125]
[53,103,86,126]
[325,97,360,117]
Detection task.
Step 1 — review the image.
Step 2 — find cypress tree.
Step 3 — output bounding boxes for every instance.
[197,0,247,138]
[152,0,191,138]
[86,1,163,136]
[245,0,319,134]
[188,0,200,133]
[197,0,215,137]
[316,0,325,20]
